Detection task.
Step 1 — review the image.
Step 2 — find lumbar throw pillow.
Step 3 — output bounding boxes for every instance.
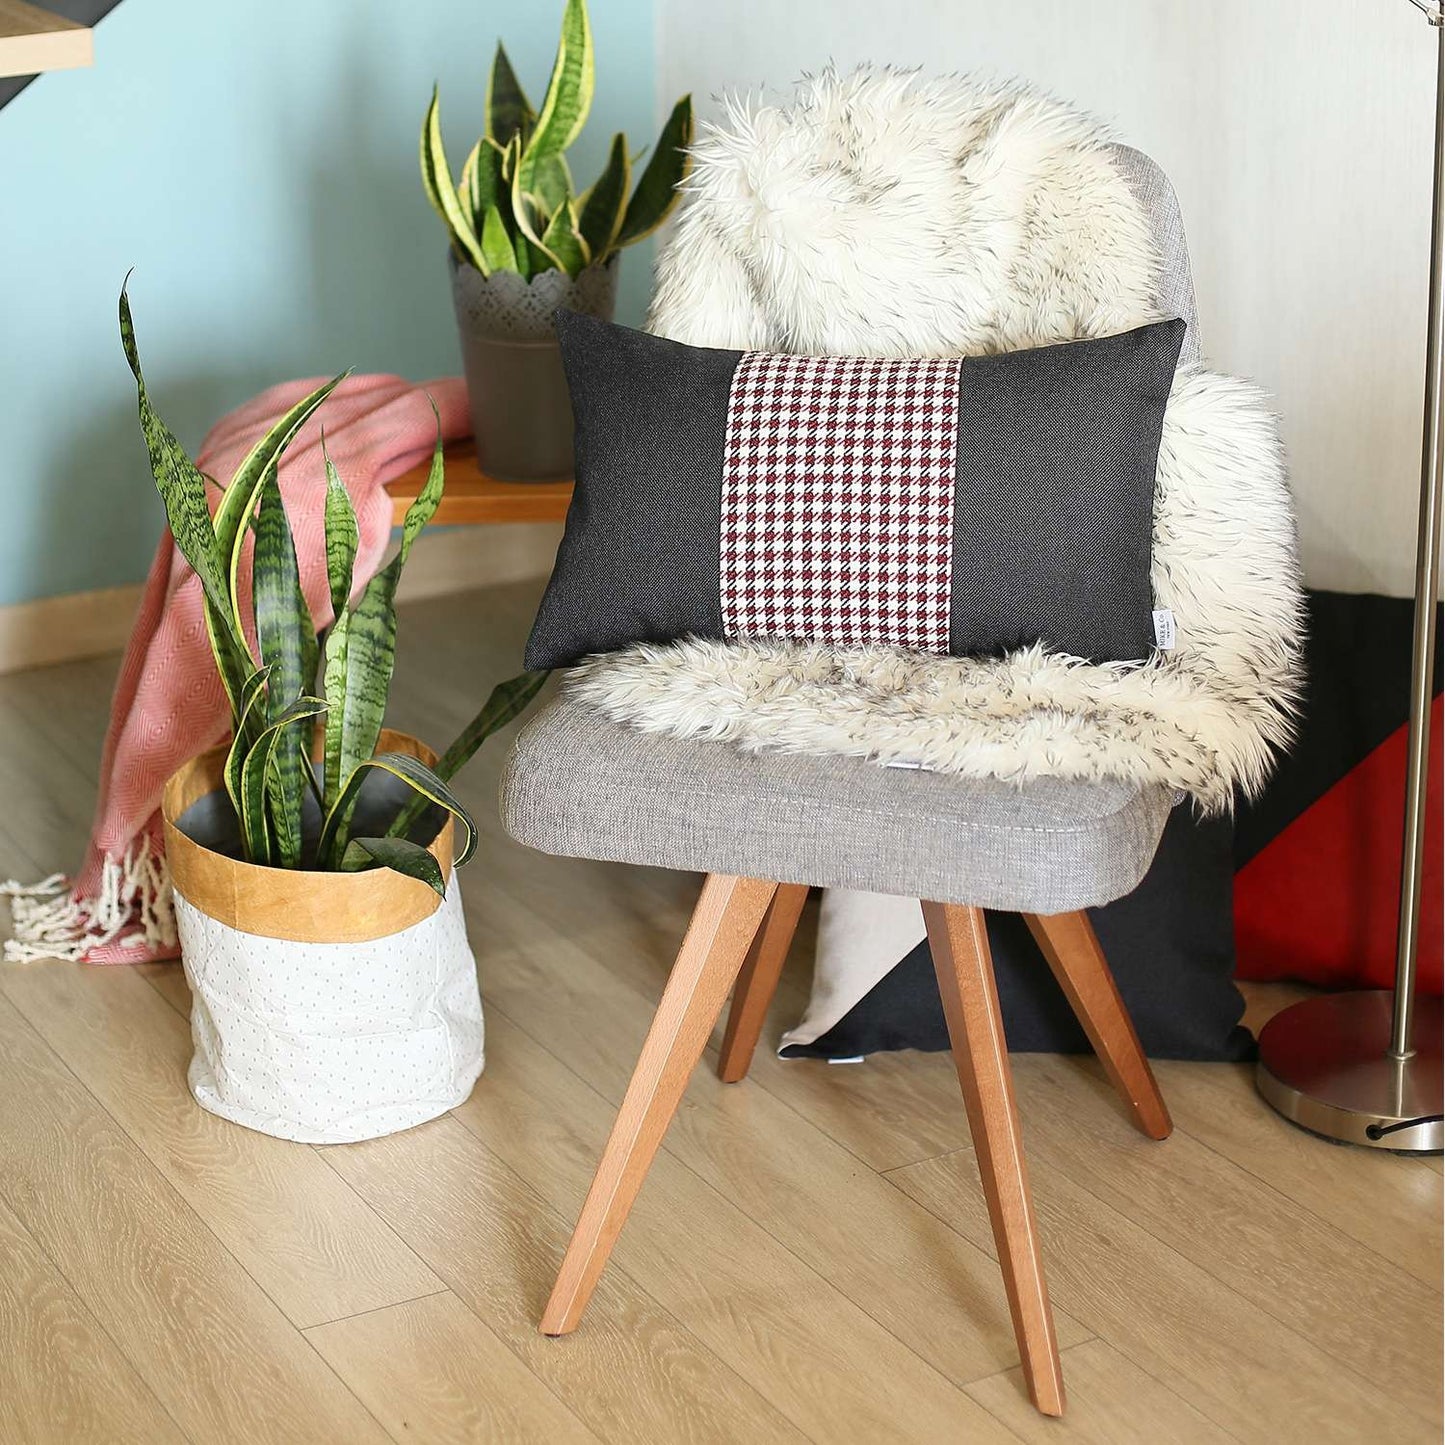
[525,310,1186,673]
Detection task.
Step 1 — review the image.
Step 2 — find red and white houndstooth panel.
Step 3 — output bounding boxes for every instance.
[720,351,963,652]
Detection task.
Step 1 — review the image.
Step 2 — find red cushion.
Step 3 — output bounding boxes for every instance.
[1235,695,1441,992]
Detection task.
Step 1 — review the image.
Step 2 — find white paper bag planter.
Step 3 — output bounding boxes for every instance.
[173,878,482,1143]
[162,731,484,1144]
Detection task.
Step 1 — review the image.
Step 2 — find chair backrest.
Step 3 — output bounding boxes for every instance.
[1110,145,1201,365]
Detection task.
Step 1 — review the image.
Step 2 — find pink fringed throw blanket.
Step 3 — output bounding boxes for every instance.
[2,374,469,964]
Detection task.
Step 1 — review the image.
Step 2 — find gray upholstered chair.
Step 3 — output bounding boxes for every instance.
[501,142,1203,1418]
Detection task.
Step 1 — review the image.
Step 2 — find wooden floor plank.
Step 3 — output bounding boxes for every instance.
[1,958,443,1329]
[322,1115,809,1445]
[965,1338,1232,1445]
[307,1291,600,1445]
[888,1145,1436,1444]
[0,1196,185,1445]
[452,1008,1019,1441]
[0,994,389,1444]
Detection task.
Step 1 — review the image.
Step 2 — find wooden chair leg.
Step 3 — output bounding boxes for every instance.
[717,883,810,1083]
[1024,911,1173,1141]
[922,900,1066,1418]
[540,873,778,1337]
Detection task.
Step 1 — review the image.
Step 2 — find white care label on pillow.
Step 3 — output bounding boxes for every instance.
[1153,608,1177,651]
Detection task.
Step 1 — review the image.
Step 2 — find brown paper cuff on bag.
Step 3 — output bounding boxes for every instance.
[161,729,455,944]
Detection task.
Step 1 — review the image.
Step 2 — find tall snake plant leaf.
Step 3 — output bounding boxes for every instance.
[394,407,448,563]
[326,417,447,819]
[458,143,479,222]
[419,93,446,217]
[222,665,273,843]
[520,239,553,279]
[120,287,262,730]
[540,199,591,278]
[330,571,398,825]
[239,697,328,867]
[577,132,630,259]
[516,0,594,197]
[485,41,534,146]
[499,130,520,183]
[318,750,477,872]
[320,433,359,808]
[119,285,232,627]
[205,601,258,730]
[436,670,549,782]
[532,153,573,217]
[494,135,538,278]
[421,86,490,273]
[321,435,357,624]
[464,137,506,231]
[616,94,694,247]
[509,160,563,273]
[253,474,318,868]
[214,370,347,630]
[480,206,519,273]
[385,668,548,844]
[321,612,351,809]
[342,836,446,895]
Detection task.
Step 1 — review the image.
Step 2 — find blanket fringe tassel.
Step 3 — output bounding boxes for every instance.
[1,837,177,964]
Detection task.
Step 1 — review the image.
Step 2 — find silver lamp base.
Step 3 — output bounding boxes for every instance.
[1256,991,1443,1152]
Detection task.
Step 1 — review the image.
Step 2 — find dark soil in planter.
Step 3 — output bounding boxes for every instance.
[175,763,445,870]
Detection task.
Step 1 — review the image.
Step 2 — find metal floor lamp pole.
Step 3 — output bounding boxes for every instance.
[1256,0,1444,1153]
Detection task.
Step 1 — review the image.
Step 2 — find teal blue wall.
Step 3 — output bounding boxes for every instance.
[0,0,658,608]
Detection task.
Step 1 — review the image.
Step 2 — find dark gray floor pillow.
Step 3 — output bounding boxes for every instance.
[782,810,1252,1062]
[527,311,1186,671]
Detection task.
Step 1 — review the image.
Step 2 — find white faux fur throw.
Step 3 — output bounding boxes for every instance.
[570,68,1305,814]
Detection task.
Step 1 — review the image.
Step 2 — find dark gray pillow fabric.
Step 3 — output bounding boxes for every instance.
[526,311,1185,672]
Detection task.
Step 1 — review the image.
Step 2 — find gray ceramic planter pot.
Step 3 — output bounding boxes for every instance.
[449,252,620,481]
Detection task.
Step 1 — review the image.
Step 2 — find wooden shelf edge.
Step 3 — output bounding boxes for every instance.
[0,1,92,79]
[385,439,573,526]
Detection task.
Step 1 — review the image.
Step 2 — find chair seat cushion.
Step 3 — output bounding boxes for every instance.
[501,696,1174,913]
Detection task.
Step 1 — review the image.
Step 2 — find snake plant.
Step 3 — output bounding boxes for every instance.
[120,283,547,896]
[421,0,694,280]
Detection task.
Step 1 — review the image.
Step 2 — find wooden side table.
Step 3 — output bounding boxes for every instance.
[385,439,573,527]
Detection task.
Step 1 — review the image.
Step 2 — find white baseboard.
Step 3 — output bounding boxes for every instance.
[0,523,562,676]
